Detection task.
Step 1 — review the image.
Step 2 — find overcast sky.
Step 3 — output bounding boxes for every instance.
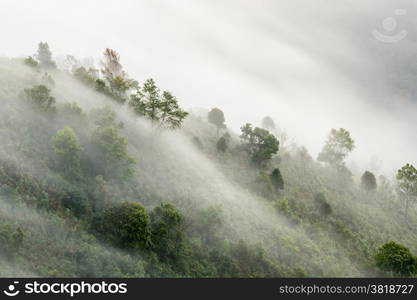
[1,0,417,175]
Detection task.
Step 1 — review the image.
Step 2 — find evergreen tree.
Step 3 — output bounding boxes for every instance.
[35,42,57,69]
[150,203,183,262]
[376,241,417,276]
[270,168,284,190]
[94,202,152,250]
[208,108,226,132]
[92,126,136,180]
[361,171,377,191]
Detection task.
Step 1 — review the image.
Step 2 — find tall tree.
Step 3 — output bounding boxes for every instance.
[270,168,284,191]
[397,163,417,223]
[92,126,136,180]
[129,79,188,129]
[375,241,417,277]
[150,203,183,262]
[35,42,56,69]
[94,202,152,250]
[361,171,377,191]
[52,127,83,180]
[208,108,226,133]
[261,116,276,132]
[102,48,124,79]
[217,136,228,152]
[100,48,134,103]
[240,123,279,165]
[317,128,354,167]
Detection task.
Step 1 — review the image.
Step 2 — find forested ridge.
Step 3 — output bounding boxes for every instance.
[0,43,416,278]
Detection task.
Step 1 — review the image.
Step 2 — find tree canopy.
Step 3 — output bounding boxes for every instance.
[240,123,279,165]
[52,127,83,180]
[92,126,136,180]
[270,168,284,191]
[208,108,226,131]
[317,128,354,167]
[361,171,377,191]
[23,85,56,113]
[35,42,56,69]
[129,79,188,129]
[375,241,417,277]
[396,164,417,221]
[94,202,152,250]
[150,203,184,262]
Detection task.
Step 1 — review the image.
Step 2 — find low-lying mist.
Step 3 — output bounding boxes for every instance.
[2,0,417,175]
[1,54,416,278]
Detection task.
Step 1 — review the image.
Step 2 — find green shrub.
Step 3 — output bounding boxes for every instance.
[270,168,284,190]
[361,171,377,191]
[52,127,83,180]
[23,85,56,113]
[24,56,38,68]
[62,188,89,217]
[274,197,291,216]
[314,193,332,216]
[0,225,24,258]
[375,241,417,277]
[93,202,151,250]
[217,137,228,152]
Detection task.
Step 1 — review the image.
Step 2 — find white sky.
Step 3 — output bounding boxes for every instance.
[1,0,417,175]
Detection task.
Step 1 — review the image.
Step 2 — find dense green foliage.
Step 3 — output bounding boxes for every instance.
[375,242,417,276]
[92,126,136,180]
[94,202,152,250]
[149,203,183,263]
[397,164,417,223]
[240,123,279,165]
[23,85,56,112]
[52,127,83,180]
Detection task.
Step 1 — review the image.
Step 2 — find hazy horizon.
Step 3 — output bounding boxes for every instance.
[1,0,416,175]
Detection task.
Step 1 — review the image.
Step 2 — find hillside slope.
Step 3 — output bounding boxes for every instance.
[0,56,416,277]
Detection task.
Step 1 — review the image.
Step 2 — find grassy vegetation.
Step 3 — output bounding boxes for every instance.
[0,45,416,278]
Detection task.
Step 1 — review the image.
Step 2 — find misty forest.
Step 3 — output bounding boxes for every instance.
[0,42,416,278]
